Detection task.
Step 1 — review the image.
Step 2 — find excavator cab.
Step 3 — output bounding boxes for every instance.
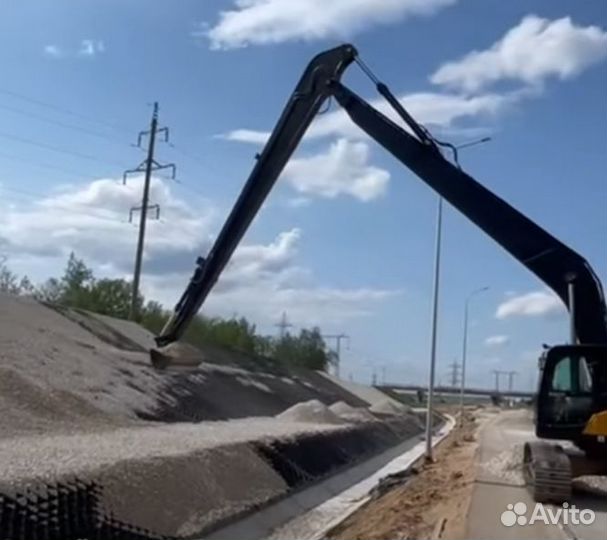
[536,344,607,446]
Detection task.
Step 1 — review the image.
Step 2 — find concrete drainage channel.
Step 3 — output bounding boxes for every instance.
[205,415,455,540]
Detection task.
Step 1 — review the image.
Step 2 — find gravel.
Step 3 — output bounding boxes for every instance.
[369,399,411,416]
[479,443,526,486]
[572,475,607,497]
[0,417,342,485]
[317,372,404,408]
[276,399,347,425]
[0,293,167,434]
[330,401,376,422]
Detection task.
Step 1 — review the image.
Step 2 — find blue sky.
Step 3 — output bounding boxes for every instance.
[0,0,605,389]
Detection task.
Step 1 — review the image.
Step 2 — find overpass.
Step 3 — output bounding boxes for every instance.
[381,383,535,400]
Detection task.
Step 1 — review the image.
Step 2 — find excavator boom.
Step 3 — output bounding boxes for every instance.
[155,43,607,351]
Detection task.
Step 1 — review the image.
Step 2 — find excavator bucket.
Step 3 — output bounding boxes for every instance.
[150,341,205,370]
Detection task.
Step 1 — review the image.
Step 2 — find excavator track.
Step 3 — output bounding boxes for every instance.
[524,441,571,503]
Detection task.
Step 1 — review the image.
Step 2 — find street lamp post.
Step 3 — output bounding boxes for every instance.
[425,197,443,460]
[459,286,489,424]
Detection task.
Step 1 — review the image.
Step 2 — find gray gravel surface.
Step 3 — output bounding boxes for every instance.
[0,417,342,485]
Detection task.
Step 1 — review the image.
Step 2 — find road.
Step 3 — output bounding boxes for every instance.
[466,409,606,540]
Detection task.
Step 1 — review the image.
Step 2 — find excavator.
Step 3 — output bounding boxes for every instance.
[150,44,606,503]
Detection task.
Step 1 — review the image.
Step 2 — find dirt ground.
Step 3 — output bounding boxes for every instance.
[328,409,483,540]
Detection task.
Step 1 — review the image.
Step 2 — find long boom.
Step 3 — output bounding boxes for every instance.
[156,44,607,348]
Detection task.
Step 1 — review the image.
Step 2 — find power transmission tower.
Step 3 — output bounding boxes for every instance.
[507,370,518,392]
[275,311,292,338]
[124,102,175,320]
[448,360,461,388]
[492,369,507,392]
[323,333,349,378]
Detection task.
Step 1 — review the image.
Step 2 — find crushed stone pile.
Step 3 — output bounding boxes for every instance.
[277,399,346,425]
[329,401,376,422]
[369,398,412,416]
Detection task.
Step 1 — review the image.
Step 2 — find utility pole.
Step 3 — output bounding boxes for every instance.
[448,360,461,388]
[124,102,175,320]
[507,370,518,393]
[275,311,292,338]
[323,333,349,378]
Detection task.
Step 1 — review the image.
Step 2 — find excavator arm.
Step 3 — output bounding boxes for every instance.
[155,43,607,354]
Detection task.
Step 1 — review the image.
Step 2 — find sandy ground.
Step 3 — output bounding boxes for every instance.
[327,409,482,540]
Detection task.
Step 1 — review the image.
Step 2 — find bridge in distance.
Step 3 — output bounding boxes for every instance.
[382,384,535,400]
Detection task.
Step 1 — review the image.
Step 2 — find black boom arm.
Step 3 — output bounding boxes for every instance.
[156,44,607,347]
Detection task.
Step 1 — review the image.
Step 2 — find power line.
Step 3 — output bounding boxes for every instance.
[0,102,133,146]
[0,130,129,169]
[0,150,105,181]
[0,185,131,224]
[0,86,133,135]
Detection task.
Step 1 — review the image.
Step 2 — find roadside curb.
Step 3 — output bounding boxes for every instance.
[307,413,456,540]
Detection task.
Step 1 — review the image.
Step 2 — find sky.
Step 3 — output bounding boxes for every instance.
[0,0,605,390]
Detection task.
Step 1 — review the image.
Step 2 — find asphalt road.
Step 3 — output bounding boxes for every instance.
[466,409,606,540]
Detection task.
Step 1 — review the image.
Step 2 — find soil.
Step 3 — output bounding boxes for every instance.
[327,411,481,540]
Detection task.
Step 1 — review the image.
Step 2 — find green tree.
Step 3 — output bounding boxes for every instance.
[35,277,63,303]
[87,278,139,319]
[270,327,334,371]
[140,301,169,334]
[59,252,94,308]
[0,259,19,294]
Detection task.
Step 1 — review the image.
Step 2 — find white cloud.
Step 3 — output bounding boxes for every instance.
[0,177,215,275]
[43,45,63,58]
[205,0,456,50]
[282,139,389,201]
[78,39,105,57]
[220,90,511,145]
[309,91,511,139]
[1,178,396,326]
[495,290,565,319]
[286,197,312,208]
[43,40,105,59]
[217,129,270,145]
[484,335,509,347]
[431,15,607,92]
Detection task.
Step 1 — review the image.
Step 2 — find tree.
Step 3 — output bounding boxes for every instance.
[18,276,35,296]
[270,327,334,371]
[0,260,19,294]
[60,252,94,308]
[35,277,63,303]
[140,301,169,334]
[87,278,139,319]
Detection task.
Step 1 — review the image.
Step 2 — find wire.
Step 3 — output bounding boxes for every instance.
[0,130,129,169]
[0,150,106,181]
[0,186,131,225]
[0,102,133,147]
[0,87,133,136]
